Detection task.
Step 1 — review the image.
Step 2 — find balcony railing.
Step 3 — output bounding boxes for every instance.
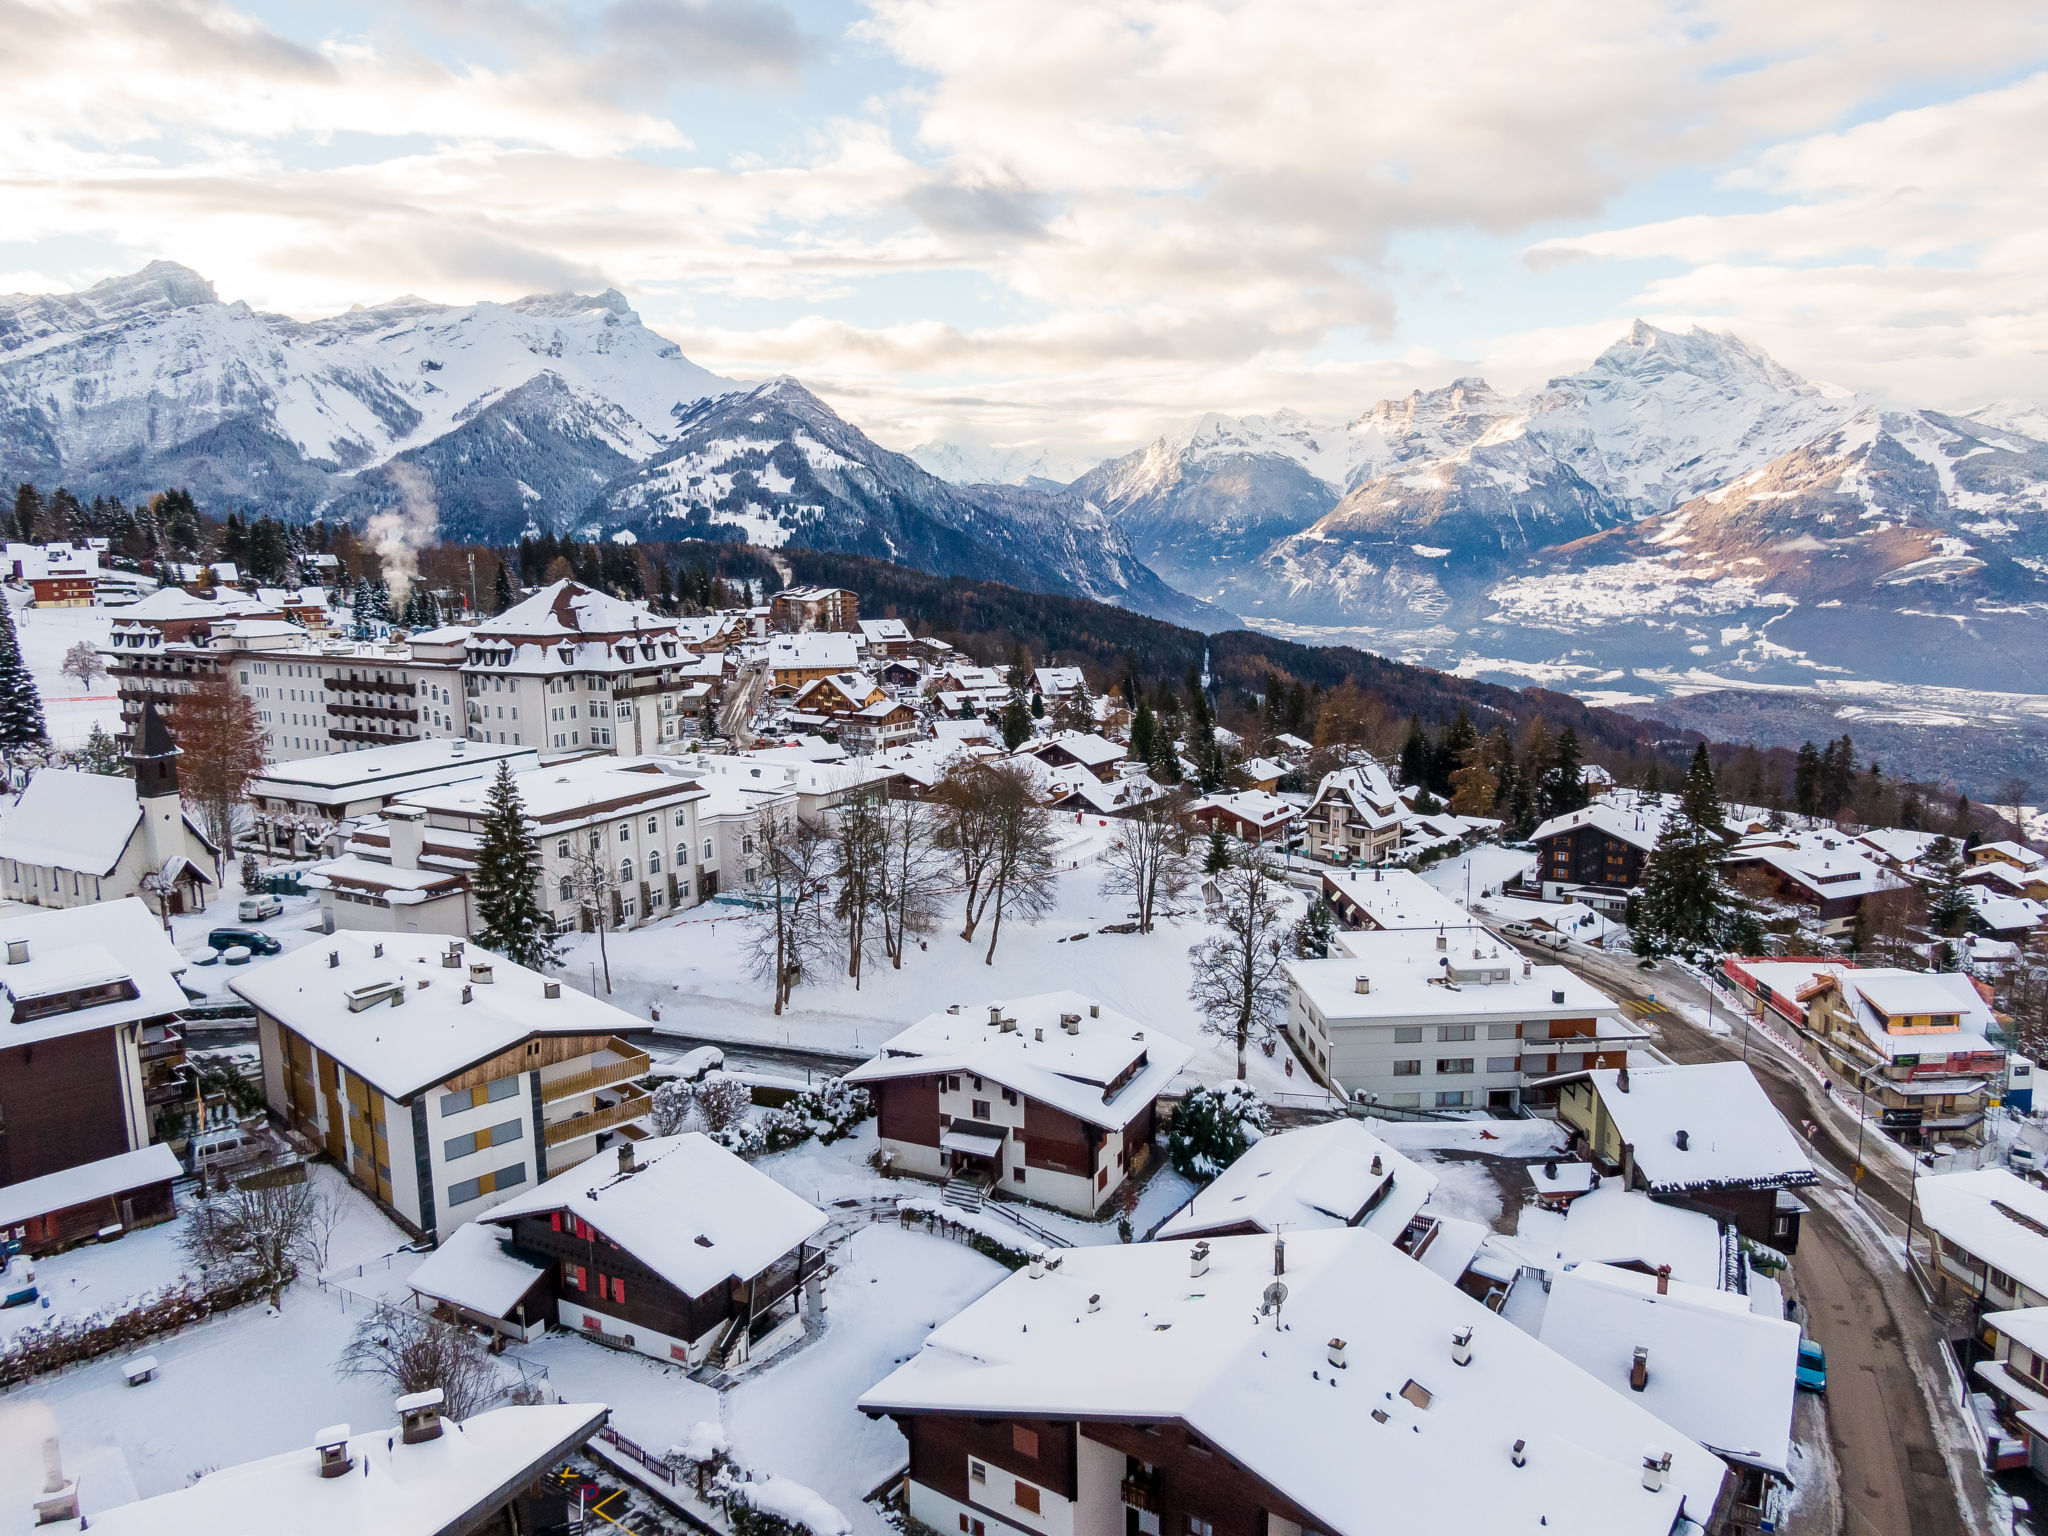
[139,1024,185,1061]
[541,1041,652,1105]
[544,1083,652,1148]
[1120,1476,1163,1515]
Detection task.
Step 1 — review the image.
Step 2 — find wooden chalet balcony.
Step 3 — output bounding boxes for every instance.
[138,1023,185,1061]
[1120,1474,1163,1514]
[544,1082,651,1147]
[540,1040,650,1104]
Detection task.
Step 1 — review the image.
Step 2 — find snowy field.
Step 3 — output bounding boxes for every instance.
[556,830,1331,1100]
[10,596,118,751]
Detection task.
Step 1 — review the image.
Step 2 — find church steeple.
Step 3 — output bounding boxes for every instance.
[132,701,180,803]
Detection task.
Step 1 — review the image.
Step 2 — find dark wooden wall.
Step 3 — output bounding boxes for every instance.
[0,1027,131,1184]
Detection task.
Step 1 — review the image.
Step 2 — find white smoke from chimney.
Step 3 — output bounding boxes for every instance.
[367,462,440,610]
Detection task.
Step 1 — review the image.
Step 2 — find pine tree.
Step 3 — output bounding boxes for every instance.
[1204,825,1232,875]
[1925,838,1975,937]
[1130,696,1157,767]
[1398,717,1431,789]
[491,562,514,615]
[1544,727,1588,818]
[471,761,559,971]
[998,693,1033,751]
[74,721,122,776]
[12,483,43,544]
[0,597,47,759]
[1633,744,1730,957]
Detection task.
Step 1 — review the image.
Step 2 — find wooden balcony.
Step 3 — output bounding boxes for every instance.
[1120,1475,1163,1515]
[544,1083,652,1148]
[541,1040,651,1105]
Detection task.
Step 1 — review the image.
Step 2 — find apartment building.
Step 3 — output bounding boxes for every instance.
[770,584,858,633]
[1284,925,1637,1110]
[463,580,706,755]
[249,738,537,857]
[1793,966,2003,1146]
[235,932,656,1240]
[1302,764,1407,864]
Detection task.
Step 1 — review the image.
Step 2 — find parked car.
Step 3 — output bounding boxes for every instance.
[1500,921,1539,940]
[1533,931,1572,952]
[1796,1339,1827,1393]
[206,928,281,956]
[237,894,283,922]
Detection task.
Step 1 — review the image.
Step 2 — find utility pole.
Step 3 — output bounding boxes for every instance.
[465,551,477,617]
[1853,1068,1869,1205]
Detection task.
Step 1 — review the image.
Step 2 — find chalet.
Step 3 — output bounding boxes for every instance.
[0,1143,182,1256]
[1238,756,1289,792]
[1964,860,2048,904]
[1302,764,1406,864]
[857,618,914,657]
[1719,839,1900,937]
[1974,840,2046,874]
[1854,827,1946,870]
[840,698,921,755]
[792,670,887,718]
[859,1230,1732,1536]
[4,541,100,606]
[1916,1169,2048,1312]
[1154,1119,1437,1244]
[1018,731,1125,782]
[1286,924,1640,1111]
[674,612,755,652]
[875,657,923,689]
[847,993,1192,1217]
[1506,1183,1734,1290]
[1056,771,1171,821]
[767,633,861,688]
[1549,1061,1817,1250]
[1969,1308,2048,1475]
[302,808,475,938]
[1530,801,1662,902]
[235,932,658,1240]
[0,708,218,915]
[0,899,195,1181]
[406,1219,554,1344]
[771,584,858,633]
[1031,666,1086,701]
[1319,866,1469,933]
[483,1134,827,1369]
[1188,789,1298,846]
[50,1400,611,1536]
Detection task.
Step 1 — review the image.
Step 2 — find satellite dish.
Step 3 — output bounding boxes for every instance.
[1263,1281,1288,1314]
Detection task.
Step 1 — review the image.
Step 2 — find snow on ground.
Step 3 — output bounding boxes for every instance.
[1417,1160,1508,1231]
[0,1168,419,1519]
[558,839,1316,1097]
[11,597,117,751]
[1359,1118,1568,1157]
[1416,845,1536,906]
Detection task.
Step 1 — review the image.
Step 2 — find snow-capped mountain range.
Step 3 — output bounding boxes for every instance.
[0,264,1221,627]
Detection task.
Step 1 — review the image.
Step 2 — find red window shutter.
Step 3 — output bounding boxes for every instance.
[551,1212,562,1232]
[613,1277,625,1305]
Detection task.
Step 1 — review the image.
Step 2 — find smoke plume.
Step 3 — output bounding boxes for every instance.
[367,462,440,609]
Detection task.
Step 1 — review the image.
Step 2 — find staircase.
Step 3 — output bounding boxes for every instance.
[941,1173,991,1213]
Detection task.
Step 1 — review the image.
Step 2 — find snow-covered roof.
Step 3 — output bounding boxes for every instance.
[0,897,189,1045]
[1296,926,1623,1024]
[1531,801,1666,854]
[0,1143,183,1228]
[858,618,913,644]
[1539,1262,1799,1476]
[1977,841,2046,870]
[300,855,466,903]
[1307,765,1403,828]
[397,753,707,827]
[847,992,1194,1132]
[1506,1186,1729,1288]
[1808,967,1999,1064]
[250,739,533,803]
[1155,1120,1437,1243]
[1577,1063,1817,1192]
[1062,771,1169,816]
[1321,867,1471,931]
[484,1133,826,1299]
[1032,665,1085,695]
[1916,1169,2048,1294]
[1240,757,1290,783]
[228,932,642,1100]
[116,584,270,622]
[1191,789,1299,830]
[1529,1160,1598,1198]
[1855,828,1946,866]
[407,1220,547,1318]
[860,1230,1727,1536]
[1273,732,1314,756]
[1973,891,2047,933]
[767,633,860,671]
[1722,843,1901,902]
[1021,731,1124,767]
[73,1403,609,1536]
[1984,1308,2048,1358]
[0,767,145,874]
[474,579,670,641]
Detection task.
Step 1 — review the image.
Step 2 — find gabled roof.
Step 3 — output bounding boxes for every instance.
[1540,1262,1800,1476]
[1573,1063,1816,1193]
[860,1230,1728,1536]
[0,1143,183,1229]
[0,767,146,874]
[767,633,860,670]
[1020,731,1124,767]
[475,579,668,640]
[1916,1169,2048,1295]
[0,897,188,1045]
[1307,765,1402,828]
[847,992,1192,1131]
[1531,801,1665,854]
[1154,1120,1436,1242]
[484,1133,825,1298]
[1191,789,1298,830]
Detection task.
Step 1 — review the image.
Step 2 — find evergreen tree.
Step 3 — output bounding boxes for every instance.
[471,762,559,971]
[1286,679,1307,733]
[1544,726,1588,819]
[1291,894,1335,959]
[0,597,47,760]
[1633,744,1732,957]
[74,721,123,776]
[12,483,43,543]
[998,693,1033,751]
[1130,695,1158,766]
[491,562,514,615]
[351,577,374,638]
[1398,717,1431,789]
[1925,838,1975,937]
[1793,741,1821,818]
[1204,825,1232,875]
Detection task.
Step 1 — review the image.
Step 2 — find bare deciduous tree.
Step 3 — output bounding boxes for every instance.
[565,836,622,993]
[180,1175,337,1307]
[167,671,266,856]
[933,763,1002,943]
[874,798,947,968]
[339,1302,502,1419]
[60,641,105,691]
[741,808,834,1013]
[973,763,1060,965]
[1099,790,1196,933]
[1187,851,1290,1079]
[833,792,887,988]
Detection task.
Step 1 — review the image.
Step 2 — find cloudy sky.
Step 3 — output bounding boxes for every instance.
[4,0,2045,471]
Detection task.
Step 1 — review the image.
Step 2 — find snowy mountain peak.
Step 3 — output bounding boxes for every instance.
[1575,319,1826,400]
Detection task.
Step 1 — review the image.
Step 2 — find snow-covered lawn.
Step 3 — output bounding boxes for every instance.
[557,839,1323,1099]
[1417,844,1535,905]
[11,598,117,751]
[0,1168,418,1521]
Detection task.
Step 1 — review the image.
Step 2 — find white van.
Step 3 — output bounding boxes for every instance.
[237,895,282,922]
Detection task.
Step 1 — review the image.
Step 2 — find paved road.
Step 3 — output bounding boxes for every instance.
[1514,938,1990,1536]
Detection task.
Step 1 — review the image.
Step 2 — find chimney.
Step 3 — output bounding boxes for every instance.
[1327,1338,1348,1369]
[1552,990,1565,1005]
[1034,1027,1044,1042]
[1028,1254,1045,1279]
[397,1388,445,1444]
[1630,1347,1650,1392]
[4,939,25,965]
[469,962,494,985]
[1674,1129,1689,1152]
[328,949,339,968]
[1061,1013,1081,1034]
[315,1424,354,1478]
[544,980,561,999]
[1089,1004,1099,1018]
[1544,1159,1558,1179]
[32,1437,78,1526]
[1435,933,1447,952]
[386,807,426,871]
[461,985,473,1005]
[373,941,383,959]
[1451,1326,1473,1367]
[442,944,461,969]
[1001,1016,1018,1033]
[618,1143,636,1175]
[1371,1155,1382,1176]
[1190,1241,1211,1279]
[989,1005,1003,1026]
[1087,1293,1101,1314]
[1273,1236,1286,1276]
[1655,1265,1670,1296]
[1616,1065,1630,1093]
[1354,975,1371,995]
[1522,960,1531,977]
[1642,1448,1671,1491]
[1511,1439,1527,1469]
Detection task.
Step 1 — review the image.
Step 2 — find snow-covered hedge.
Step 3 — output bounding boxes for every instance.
[0,1266,273,1389]
[720,1077,874,1159]
[896,1198,1045,1270]
[1166,1083,1270,1179]
[714,1466,851,1536]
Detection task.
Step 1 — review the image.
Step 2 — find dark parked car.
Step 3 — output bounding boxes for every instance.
[206,928,282,957]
